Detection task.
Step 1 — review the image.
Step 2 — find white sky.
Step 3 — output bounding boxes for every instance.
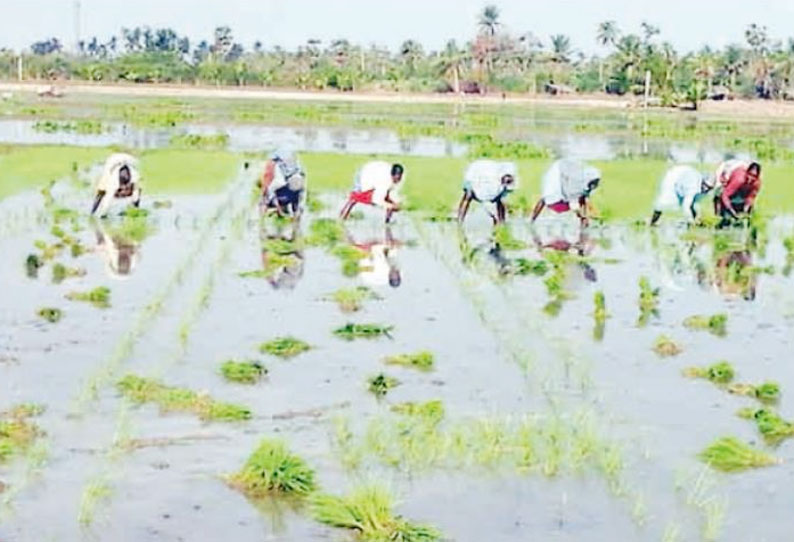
[3,0,794,54]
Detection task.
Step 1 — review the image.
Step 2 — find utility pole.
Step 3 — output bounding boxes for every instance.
[74,0,82,54]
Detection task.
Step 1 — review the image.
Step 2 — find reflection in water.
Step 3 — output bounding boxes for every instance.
[347,227,402,288]
[458,229,512,277]
[260,219,304,290]
[94,221,141,279]
[532,227,598,283]
[712,250,757,301]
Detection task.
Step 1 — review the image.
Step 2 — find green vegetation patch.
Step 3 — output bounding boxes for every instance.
[37,307,63,324]
[25,254,44,278]
[738,408,794,446]
[492,224,526,250]
[310,484,441,542]
[331,245,368,277]
[391,400,445,424]
[653,335,683,357]
[259,337,311,359]
[384,351,435,372]
[229,438,316,497]
[683,314,728,337]
[306,218,346,247]
[698,436,778,472]
[169,133,230,149]
[220,360,267,384]
[33,120,106,134]
[683,361,735,384]
[0,404,45,464]
[328,286,379,313]
[513,258,549,277]
[66,286,111,309]
[334,323,394,341]
[117,375,251,422]
[139,149,239,194]
[638,276,660,327]
[368,374,401,398]
[52,262,86,283]
[728,381,781,404]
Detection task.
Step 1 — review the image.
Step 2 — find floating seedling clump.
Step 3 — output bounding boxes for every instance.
[334,323,394,341]
[331,245,368,277]
[728,381,781,404]
[384,351,435,372]
[220,360,267,384]
[309,484,441,542]
[37,307,63,324]
[52,262,86,284]
[698,436,778,472]
[66,286,111,309]
[737,408,794,446]
[683,314,728,337]
[25,254,44,278]
[391,400,445,424]
[328,286,379,313]
[513,258,549,277]
[307,218,345,247]
[492,225,526,250]
[653,335,682,357]
[229,438,316,497]
[593,291,608,341]
[682,361,735,384]
[0,404,44,464]
[638,276,660,327]
[117,375,251,422]
[259,337,311,359]
[368,373,401,398]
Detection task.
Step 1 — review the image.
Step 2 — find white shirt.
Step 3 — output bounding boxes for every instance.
[541,159,600,206]
[354,161,402,207]
[94,153,141,216]
[463,159,517,202]
[654,165,705,218]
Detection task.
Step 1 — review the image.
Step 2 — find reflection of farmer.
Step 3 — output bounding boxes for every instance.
[260,149,307,218]
[348,228,402,288]
[714,250,757,301]
[532,228,597,283]
[457,159,518,224]
[340,161,404,224]
[650,165,716,225]
[260,222,304,290]
[94,222,140,279]
[714,162,762,226]
[531,159,601,227]
[458,229,511,276]
[92,153,142,217]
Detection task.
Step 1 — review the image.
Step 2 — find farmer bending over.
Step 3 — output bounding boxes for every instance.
[340,161,404,224]
[714,161,762,226]
[650,165,716,226]
[92,153,142,217]
[261,149,307,218]
[457,159,518,224]
[531,159,601,227]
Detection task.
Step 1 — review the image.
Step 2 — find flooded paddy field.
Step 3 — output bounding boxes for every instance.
[1,95,794,542]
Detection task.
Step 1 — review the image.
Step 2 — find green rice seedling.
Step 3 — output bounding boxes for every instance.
[682,361,735,384]
[33,240,62,261]
[737,408,794,446]
[262,237,301,255]
[384,351,435,372]
[593,291,608,340]
[637,276,660,326]
[391,400,444,424]
[331,245,368,277]
[307,218,345,247]
[25,254,43,278]
[328,286,379,312]
[310,484,441,542]
[117,375,251,422]
[698,436,778,472]
[683,314,728,337]
[153,200,173,209]
[66,286,111,309]
[653,335,682,357]
[728,381,781,404]
[513,258,549,276]
[239,253,301,278]
[229,438,316,497]
[37,307,63,324]
[259,337,311,358]
[492,224,526,250]
[0,406,44,464]
[169,133,230,149]
[52,262,86,283]
[334,323,394,341]
[119,207,150,219]
[220,360,268,384]
[368,373,401,398]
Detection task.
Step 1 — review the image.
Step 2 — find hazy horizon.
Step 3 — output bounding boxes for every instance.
[4,0,794,55]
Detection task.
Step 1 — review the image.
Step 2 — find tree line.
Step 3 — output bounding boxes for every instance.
[4,5,794,105]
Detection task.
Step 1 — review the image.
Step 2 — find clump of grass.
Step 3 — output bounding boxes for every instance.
[698,436,778,472]
[262,237,301,255]
[334,323,394,341]
[683,314,728,337]
[52,262,86,283]
[25,254,44,278]
[728,381,781,404]
[328,286,379,312]
[37,307,63,324]
[638,276,660,326]
[310,484,441,542]
[259,337,311,358]
[117,375,251,422]
[513,258,549,276]
[153,200,173,209]
[240,253,301,278]
[368,373,401,398]
[737,408,794,446]
[169,132,230,149]
[391,400,444,423]
[228,438,316,497]
[593,291,608,341]
[384,351,435,372]
[66,286,111,309]
[307,218,345,246]
[220,360,267,384]
[653,335,682,357]
[682,361,735,384]
[331,245,368,277]
[492,225,525,250]
[0,404,44,464]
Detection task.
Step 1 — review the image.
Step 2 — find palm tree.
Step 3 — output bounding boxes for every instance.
[437,39,466,92]
[640,22,660,44]
[596,21,619,48]
[549,34,572,63]
[400,39,424,75]
[478,5,501,37]
[721,44,744,90]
